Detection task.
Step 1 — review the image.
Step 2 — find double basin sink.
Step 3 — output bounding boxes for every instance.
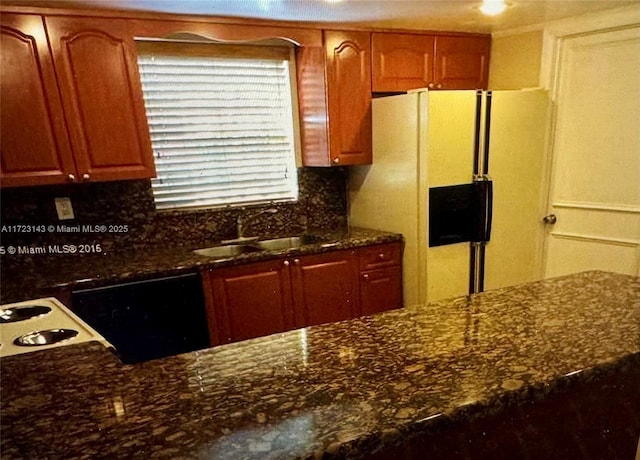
[193,236,320,260]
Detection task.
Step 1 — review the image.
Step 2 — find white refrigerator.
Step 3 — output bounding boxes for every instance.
[348,89,549,306]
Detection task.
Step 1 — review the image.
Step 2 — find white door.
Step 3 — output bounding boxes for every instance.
[543,27,640,278]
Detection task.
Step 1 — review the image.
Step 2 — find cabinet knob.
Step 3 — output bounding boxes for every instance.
[332,157,340,164]
[82,173,90,181]
[67,174,76,182]
[293,258,300,265]
[428,82,435,89]
[283,260,290,266]
[436,83,443,89]
[363,274,369,280]
[378,253,386,260]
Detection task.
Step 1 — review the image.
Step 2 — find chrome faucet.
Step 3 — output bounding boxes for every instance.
[236,208,278,240]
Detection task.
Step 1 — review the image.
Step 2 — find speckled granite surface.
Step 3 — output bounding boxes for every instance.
[0,227,401,303]
[0,169,348,249]
[1,167,351,303]
[2,271,638,459]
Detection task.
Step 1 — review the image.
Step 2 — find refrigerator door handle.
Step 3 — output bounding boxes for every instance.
[471,178,493,243]
[473,90,483,176]
[483,178,493,242]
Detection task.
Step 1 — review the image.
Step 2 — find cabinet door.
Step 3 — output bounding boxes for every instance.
[46,16,156,183]
[325,30,372,166]
[291,250,359,327]
[360,266,403,316]
[0,14,76,187]
[296,45,331,167]
[205,260,294,345]
[371,33,435,92]
[434,36,490,90]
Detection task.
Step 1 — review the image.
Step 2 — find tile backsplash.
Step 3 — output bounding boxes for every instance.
[0,168,347,253]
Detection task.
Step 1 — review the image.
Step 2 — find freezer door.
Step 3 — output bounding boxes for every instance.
[425,90,478,302]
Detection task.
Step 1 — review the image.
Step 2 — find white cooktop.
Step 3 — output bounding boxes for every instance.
[0,297,112,358]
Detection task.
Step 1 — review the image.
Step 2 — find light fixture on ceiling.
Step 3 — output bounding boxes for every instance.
[480,0,507,16]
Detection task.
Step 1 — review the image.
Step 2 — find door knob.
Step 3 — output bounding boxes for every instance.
[543,214,557,224]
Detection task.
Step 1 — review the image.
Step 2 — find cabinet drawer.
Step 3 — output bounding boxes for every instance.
[359,242,402,270]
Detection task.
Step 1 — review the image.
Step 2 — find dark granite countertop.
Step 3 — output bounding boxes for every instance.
[2,271,639,459]
[0,227,401,303]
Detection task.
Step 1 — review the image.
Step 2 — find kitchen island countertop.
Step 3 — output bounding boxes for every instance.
[1,270,639,459]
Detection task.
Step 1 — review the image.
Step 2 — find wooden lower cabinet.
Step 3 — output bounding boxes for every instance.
[202,243,403,346]
[358,242,404,315]
[203,259,294,346]
[360,266,403,316]
[291,250,359,327]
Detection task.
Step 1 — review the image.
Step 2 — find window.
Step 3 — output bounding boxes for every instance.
[136,41,299,210]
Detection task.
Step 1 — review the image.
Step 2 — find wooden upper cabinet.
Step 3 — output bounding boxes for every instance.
[45,16,155,183]
[371,33,490,92]
[296,46,330,166]
[0,14,76,187]
[324,30,372,166]
[434,35,490,90]
[371,33,435,92]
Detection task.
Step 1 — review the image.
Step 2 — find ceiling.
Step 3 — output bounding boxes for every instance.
[9,0,638,33]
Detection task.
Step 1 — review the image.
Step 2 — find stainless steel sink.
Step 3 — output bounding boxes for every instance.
[255,237,303,251]
[193,235,323,259]
[193,244,261,259]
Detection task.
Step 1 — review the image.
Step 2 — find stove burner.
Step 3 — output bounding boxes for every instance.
[0,305,52,324]
[13,329,79,346]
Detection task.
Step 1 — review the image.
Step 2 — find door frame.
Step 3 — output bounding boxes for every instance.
[537,5,640,278]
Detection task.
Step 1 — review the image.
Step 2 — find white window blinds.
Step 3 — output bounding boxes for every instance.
[136,42,299,210]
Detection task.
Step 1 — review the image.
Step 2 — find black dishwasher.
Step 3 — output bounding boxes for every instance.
[71,273,210,364]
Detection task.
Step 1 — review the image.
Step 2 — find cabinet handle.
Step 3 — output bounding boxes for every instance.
[332,157,340,164]
[67,174,76,182]
[363,274,369,280]
[82,173,90,181]
[428,82,435,89]
[378,253,386,260]
[293,258,300,265]
[436,83,443,89]
[283,260,290,266]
